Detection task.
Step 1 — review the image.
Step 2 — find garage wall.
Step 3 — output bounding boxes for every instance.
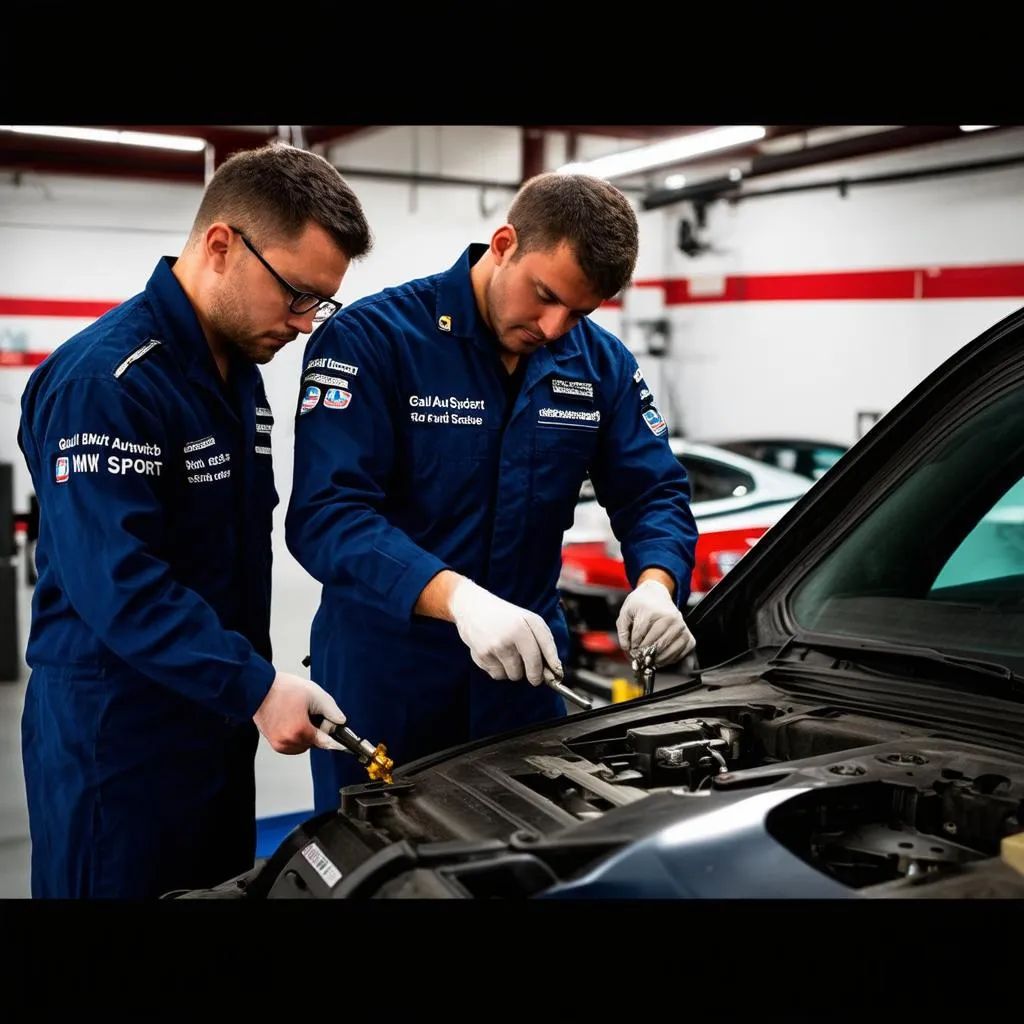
[0,127,635,511]
[0,126,636,817]
[3,125,1023,816]
[644,127,1024,445]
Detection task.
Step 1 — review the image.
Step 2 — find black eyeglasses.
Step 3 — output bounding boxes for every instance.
[230,226,342,325]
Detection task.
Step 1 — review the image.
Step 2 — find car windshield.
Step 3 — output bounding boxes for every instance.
[579,451,763,504]
[727,441,846,480]
[681,455,754,501]
[789,379,1024,676]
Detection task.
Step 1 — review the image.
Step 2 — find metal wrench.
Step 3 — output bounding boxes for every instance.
[542,666,593,710]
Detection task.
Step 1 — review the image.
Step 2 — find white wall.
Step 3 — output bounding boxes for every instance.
[646,128,1024,443]
[0,175,202,508]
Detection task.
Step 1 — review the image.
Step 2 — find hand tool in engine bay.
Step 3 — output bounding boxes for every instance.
[631,643,658,696]
[311,716,395,784]
[542,665,593,711]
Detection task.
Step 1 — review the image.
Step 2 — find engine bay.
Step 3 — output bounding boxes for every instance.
[179,687,1024,899]
[511,703,1024,891]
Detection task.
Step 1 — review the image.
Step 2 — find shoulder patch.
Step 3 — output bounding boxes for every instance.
[113,339,162,379]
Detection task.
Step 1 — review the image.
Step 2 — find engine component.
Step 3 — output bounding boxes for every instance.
[625,718,742,791]
[631,645,658,695]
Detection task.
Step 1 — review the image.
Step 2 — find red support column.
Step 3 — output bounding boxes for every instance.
[521,128,546,183]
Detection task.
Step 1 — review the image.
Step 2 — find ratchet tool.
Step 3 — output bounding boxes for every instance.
[312,716,395,784]
[631,643,658,696]
[542,665,593,711]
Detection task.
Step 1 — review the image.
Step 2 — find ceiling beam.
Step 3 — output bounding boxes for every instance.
[0,125,381,184]
[0,135,207,184]
[529,125,710,142]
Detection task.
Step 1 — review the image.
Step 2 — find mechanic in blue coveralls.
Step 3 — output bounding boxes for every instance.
[17,142,373,898]
[287,172,699,809]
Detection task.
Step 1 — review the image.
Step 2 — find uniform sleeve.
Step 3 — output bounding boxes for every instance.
[285,317,449,620]
[26,375,274,720]
[587,357,699,607]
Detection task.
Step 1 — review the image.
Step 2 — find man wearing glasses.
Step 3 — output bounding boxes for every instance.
[17,141,373,898]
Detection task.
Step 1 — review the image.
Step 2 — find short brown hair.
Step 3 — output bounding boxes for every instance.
[188,141,373,261]
[507,172,638,299]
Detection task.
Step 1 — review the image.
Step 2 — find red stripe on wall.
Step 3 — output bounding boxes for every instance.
[0,297,120,318]
[919,264,1024,299]
[0,351,48,367]
[4,266,1024,319]
[2,264,1023,367]
[632,262,1024,305]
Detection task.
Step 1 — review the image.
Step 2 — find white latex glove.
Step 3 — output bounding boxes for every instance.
[253,671,350,755]
[449,577,562,686]
[616,579,696,667]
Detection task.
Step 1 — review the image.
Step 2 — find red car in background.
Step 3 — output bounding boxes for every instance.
[558,439,811,681]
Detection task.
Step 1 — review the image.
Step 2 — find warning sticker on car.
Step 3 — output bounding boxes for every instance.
[300,841,342,888]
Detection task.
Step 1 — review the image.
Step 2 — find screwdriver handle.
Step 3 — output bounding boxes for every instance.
[311,715,375,761]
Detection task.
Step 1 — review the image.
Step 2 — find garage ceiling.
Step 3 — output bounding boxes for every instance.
[0,124,1015,188]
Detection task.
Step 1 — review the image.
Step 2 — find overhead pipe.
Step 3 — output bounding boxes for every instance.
[641,125,1011,210]
[640,151,1024,218]
[326,164,648,196]
[726,151,1024,204]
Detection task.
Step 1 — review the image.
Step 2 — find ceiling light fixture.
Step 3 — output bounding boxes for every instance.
[0,125,207,152]
[556,125,766,181]
[959,125,996,132]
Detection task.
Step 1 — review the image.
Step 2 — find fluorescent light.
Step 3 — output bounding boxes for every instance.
[557,125,766,180]
[0,125,207,152]
[959,125,996,132]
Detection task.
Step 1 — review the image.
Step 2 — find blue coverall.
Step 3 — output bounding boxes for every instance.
[17,257,278,898]
[286,244,698,811]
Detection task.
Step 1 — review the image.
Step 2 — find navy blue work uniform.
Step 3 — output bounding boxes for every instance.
[287,245,697,811]
[17,257,278,899]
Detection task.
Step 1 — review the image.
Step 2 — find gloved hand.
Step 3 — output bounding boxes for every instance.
[616,579,696,667]
[449,577,562,686]
[253,671,350,755]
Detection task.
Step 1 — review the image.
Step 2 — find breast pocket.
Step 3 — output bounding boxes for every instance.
[531,423,599,531]
[175,441,240,558]
[406,427,496,525]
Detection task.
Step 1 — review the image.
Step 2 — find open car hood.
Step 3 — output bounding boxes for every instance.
[179,651,1024,899]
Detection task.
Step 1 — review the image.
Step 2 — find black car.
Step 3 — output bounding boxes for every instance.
[178,306,1024,900]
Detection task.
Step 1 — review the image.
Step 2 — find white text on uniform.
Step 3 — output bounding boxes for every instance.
[409,395,485,410]
[108,456,162,476]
